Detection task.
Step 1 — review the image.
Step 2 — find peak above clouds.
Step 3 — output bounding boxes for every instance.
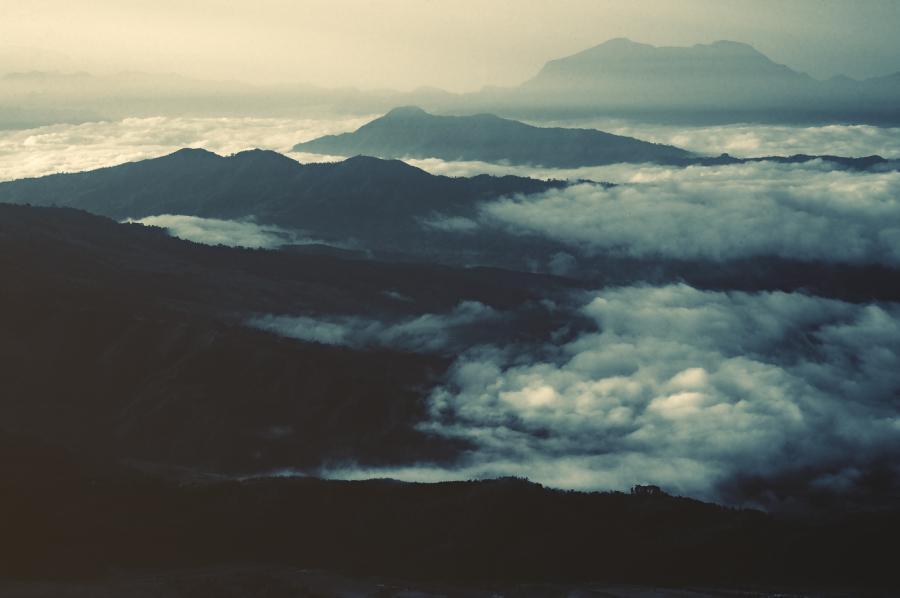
[293,107,693,168]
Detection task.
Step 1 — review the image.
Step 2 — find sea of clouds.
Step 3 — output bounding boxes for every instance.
[477,162,900,266]
[527,118,900,159]
[0,115,367,182]
[7,115,900,506]
[323,284,900,508]
[3,115,899,183]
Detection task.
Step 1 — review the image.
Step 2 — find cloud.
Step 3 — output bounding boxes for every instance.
[478,162,900,265]
[323,284,900,508]
[125,214,311,249]
[248,301,500,353]
[0,115,372,181]
[419,215,480,233]
[527,118,900,159]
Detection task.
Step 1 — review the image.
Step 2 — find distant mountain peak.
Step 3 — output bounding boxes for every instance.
[706,39,762,54]
[293,108,692,168]
[520,37,813,108]
[384,105,429,118]
[159,147,222,163]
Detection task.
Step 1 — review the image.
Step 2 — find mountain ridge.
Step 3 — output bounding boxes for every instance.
[294,106,695,167]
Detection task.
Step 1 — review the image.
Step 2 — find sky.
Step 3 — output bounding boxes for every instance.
[1,0,899,91]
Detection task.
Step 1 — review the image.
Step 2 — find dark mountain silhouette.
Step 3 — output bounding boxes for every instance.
[294,108,900,171]
[293,106,694,167]
[2,155,900,300]
[0,149,562,253]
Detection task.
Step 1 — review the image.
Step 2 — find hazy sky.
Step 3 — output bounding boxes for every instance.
[2,0,899,91]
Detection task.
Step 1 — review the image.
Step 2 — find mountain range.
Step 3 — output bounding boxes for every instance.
[4,38,900,128]
[2,150,899,303]
[498,38,900,123]
[0,148,562,258]
[295,107,900,170]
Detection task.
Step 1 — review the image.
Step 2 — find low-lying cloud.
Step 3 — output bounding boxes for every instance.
[325,284,900,508]
[6,114,897,185]
[479,162,900,266]
[529,118,900,159]
[249,301,499,353]
[126,214,311,249]
[0,115,371,181]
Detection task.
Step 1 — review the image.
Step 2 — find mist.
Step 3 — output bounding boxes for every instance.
[3,1,899,92]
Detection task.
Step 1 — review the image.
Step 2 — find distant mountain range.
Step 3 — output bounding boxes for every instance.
[498,38,900,123]
[2,150,899,302]
[3,38,899,128]
[295,107,899,170]
[294,106,694,167]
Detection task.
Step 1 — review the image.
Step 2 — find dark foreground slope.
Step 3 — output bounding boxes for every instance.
[2,430,898,592]
[1,207,898,592]
[0,204,581,473]
[294,106,693,167]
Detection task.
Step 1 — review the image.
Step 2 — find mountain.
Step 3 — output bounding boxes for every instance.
[2,150,899,295]
[496,38,900,124]
[521,38,811,100]
[295,108,900,172]
[294,106,694,167]
[0,149,562,255]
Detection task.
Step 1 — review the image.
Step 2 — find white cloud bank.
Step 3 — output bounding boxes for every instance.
[0,115,371,182]
[325,284,900,506]
[529,118,900,159]
[479,162,900,265]
[126,214,311,249]
[4,114,897,184]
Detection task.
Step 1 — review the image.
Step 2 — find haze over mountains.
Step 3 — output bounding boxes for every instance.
[4,38,900,128]
[511,39,896,118]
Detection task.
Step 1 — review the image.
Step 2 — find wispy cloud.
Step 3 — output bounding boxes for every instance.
[126,214,311,249]
[0,115,371,181]
[249,301,500,353]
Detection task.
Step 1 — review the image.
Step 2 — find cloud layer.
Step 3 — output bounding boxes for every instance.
[5,114,899,185]
[126,214,311,249]
[325,284,900,507]
[478,162,900,265]
[530,118,900,159]
[0,115,370,181]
